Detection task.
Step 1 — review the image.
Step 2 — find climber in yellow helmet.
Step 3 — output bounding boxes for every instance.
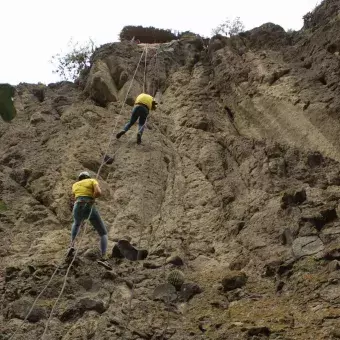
[67,171,112,270]
[116,93,157,145]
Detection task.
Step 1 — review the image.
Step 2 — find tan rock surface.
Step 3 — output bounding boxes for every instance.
[2,1,340,339]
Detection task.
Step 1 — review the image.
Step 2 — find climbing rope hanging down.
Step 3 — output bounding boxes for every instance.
[119,51,180,338]
[117,120,151,340]
[97,46,147,174]
[137,49,188,334]
[143,45,148,93]
[41,46,149,340]
[119,43,191,338]
[9,46,148,340]
[115,43,154,340]
[116,42,175,339]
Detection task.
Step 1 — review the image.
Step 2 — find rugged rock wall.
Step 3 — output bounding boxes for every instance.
[2,1,340,339]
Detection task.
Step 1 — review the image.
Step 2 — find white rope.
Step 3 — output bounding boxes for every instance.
[40,228,88,339]
[8,46,148,340]
[143,45,148,93]
[8,260,63,340]
[41,47,148,340]
[97,47,146,176]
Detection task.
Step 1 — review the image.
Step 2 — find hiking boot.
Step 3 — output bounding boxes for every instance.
[116,130,126,139]
[66,247,75,258]
[137,133,142,145]
[97,256,112,270]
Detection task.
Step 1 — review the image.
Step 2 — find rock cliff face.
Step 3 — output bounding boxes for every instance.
[2,1,340,339]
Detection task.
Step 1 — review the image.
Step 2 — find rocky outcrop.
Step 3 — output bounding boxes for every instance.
[84,60,118,106]
[2,1,340,339]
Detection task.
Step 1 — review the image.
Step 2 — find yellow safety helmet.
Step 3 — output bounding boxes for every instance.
[135,93,157,111]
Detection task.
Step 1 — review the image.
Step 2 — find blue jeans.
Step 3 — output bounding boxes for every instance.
[123,105,148,135]
[71,197,107,256]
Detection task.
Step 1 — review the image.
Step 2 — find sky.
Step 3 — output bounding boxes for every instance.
[0,0,319,85]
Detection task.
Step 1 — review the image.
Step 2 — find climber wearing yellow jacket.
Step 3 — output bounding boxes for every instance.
[67,171,112,270]
[116,93,157,145]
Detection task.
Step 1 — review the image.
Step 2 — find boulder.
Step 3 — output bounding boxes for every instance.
[179,282,202,302]
[221,271,247,292]
[153,283,177,302]
[84,60,118,107]
[7,298,46,322]
[166,254,184,266]
[60,295,107,321]
[292,236,324,258]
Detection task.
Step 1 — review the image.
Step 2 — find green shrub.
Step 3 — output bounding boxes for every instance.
[51,38,96,81]
[212,17,245,37]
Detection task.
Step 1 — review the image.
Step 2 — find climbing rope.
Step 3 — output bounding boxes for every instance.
[119,44,153,340]
[143,45,148,93]
[125,48,176,338]
[119,120,151,340]
[41,46,149,340]
[124,47,179,337]
[114,41,194,338]
[97,46,146,175]
[154,47,160,98]
[118,43,178,339]
[137,151,148,248]
[8,260,63,340]
[159,189,171,339]
[12,40,178,339]
[8,46,149,340]
[41,222,90,339]
[147,117,193,339]
[120,73,177,338]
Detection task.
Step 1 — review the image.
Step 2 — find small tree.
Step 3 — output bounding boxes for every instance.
[303,1,323,29]
[212,17,245,37]
[51,38,96,81]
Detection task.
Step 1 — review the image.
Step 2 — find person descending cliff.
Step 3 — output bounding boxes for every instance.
[116,93,157,145]
[0,83,17,122]
[67,171,112,270]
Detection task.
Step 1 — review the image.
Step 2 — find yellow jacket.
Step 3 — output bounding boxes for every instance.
[135,93,154,111]
[72,178,98,198]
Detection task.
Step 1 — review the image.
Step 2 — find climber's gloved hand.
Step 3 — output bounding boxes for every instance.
[151,100,158,110]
